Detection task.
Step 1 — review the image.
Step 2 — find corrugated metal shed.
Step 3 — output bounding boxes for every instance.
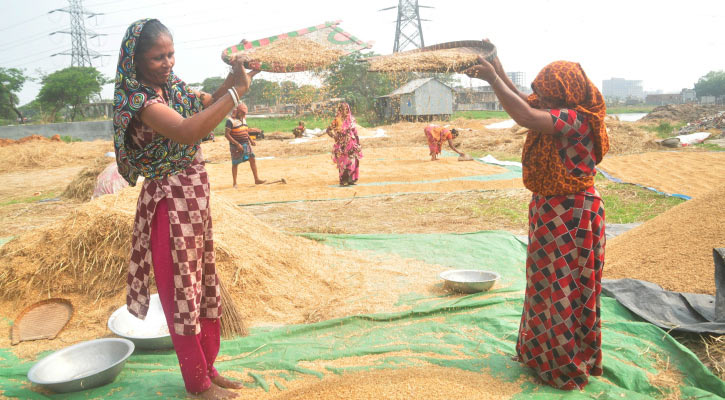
[376,78,454,121]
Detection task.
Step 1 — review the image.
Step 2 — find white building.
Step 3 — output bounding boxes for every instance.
[602,78,644,100]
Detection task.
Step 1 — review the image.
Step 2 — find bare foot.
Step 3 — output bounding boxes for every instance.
[192,382,238,399]
[254,179,266,184]
[212,375,244,390]
[511,355,521,362]
[232,184,237,189]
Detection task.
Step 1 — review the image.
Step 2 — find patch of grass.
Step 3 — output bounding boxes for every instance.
[213,116,333,135]
[598,181,685,224]
[694,142,724,151]
[606,106,655,114]
[60,135,82,143]
[453,110,509,120]
[471,196,529,226]
[644,121,687,138]
[0,192,60,207]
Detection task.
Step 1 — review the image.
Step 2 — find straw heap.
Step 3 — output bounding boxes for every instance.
[367,48,480,73]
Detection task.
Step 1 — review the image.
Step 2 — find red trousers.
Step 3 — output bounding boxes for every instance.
[151,198,220,394]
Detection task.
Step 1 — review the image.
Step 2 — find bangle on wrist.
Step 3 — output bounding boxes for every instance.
[230,86,240,101]
[228,88,239,107]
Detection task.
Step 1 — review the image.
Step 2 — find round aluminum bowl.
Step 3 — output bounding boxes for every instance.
[107,294,173,350]
[440,270,500,294]
[27,338,134,393]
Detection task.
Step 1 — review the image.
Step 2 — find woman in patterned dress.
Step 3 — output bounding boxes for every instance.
[465,54,608,390]
[423,124,464,161]
[326,102,363,186]
[113,19,257,399]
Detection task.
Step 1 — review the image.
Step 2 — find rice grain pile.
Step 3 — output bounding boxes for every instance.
[604,184,725,295]
[367,48,480,73]
[243,38,345,70]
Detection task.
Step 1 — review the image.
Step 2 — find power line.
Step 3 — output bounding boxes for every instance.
[380,0,433,52]
[49,0,108,67]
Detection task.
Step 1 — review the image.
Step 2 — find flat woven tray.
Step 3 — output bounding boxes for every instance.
[365,40,497,73]
[221,20,372,73]
[11,298,73,345]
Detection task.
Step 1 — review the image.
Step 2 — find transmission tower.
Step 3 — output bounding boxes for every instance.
[379,0,433,53]
[49,0,105,67]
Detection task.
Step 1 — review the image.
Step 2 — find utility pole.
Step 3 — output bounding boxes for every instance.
[379,0,433,53]
[49,0,105,67]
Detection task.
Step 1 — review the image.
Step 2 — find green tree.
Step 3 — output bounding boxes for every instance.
[37,66,104,121]
[199,76,225,94]
[0,67,28,123]
[290,84,320,106]
[245,79,280,107]
[694,70,725,98]
[316,52,411,119]
[279,80,298,104]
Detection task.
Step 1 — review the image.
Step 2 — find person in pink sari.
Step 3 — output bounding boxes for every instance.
[326,102,363,186]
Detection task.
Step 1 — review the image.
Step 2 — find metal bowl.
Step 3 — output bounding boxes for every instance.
[440,270,500,294]
[27,338,134,393]
[107,294,173,350]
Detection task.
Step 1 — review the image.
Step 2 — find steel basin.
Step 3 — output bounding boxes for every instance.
[440,270,500,294]
[107,293,173,350]
[27,338,134,393]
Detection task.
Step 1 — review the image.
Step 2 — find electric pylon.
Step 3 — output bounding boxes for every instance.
[49,0,104,67]
[379,0,433,53]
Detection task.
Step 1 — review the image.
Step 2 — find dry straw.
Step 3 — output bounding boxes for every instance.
[61,156,111,201]
[367,48,480,73]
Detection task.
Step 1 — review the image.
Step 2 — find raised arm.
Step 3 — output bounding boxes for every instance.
[464,56,554,135]
[140,58,259,145]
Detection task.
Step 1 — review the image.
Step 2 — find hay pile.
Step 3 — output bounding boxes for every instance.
[604,183,725,295]
[367,48,480,73]
[243,38,345,71]
[61,156,112,201]
[0,139,112,172]
[0,186,445,357]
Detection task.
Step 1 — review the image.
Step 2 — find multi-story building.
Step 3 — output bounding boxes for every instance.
[602,78,644,100]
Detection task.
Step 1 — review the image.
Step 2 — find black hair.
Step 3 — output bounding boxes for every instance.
[136,19,172,58]
[451,128,459,137]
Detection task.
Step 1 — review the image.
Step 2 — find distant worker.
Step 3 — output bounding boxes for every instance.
[424,124,465,161]
[292,121,305,138]
[225,103,265,187]
[326,102,362,186]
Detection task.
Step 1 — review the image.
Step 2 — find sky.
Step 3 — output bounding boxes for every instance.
[2,0,724,106]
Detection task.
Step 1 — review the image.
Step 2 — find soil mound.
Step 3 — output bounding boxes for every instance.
[642,104,725,123]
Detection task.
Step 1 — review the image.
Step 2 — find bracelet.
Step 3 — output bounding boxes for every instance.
[491,76,501,87]
[230,86,240,102]
[227,88,239,107]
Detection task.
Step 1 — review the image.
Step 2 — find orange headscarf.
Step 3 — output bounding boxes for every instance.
[527,61,608,162]
[521,61,608,196]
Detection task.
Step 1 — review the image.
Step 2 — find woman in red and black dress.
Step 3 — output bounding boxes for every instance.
[465,54,608,390]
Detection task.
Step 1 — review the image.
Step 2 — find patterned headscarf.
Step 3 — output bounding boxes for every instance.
[113,19,203,185]
[338,102,356,134]
[527,61,608,163]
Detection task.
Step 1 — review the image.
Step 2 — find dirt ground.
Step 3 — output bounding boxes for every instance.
[1,111,725,394]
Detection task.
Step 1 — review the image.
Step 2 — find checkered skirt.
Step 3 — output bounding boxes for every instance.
[516,187,605,390]
[126,163,221,335]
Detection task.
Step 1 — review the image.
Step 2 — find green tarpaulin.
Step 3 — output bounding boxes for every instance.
[2,231,724,399]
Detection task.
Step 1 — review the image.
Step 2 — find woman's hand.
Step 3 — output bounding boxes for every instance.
[463,56,498,84]
[230,54,259,97]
